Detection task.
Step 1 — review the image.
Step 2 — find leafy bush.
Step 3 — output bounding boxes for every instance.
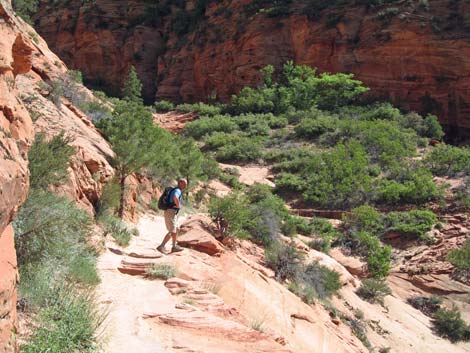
[454,178,470,209]
[98,213,134,247]
[322,119,417,167]
[303,141,373,209]
[176,102,222,116]
[184,115,237,139]
[375,166,440,205]
[265,241,304,281]
[433,306,470,342]
[294,110,338,139]
[407,296,442,317]
[28,132,75,190]
[205,133,264,163]
[14,191,93,266]
[382,210,437,242]
[228,62,368,114]
[21,283,103,353]
[356,278,391,304]
[344,205,383,235]
[12,0,39,23]
[366,244,392,278]
[424,144,470,177]
[146,263,177,280]
[154,100,175,112]
[274,173,306,193]
[299,262,342,299]
[447,241,470,283]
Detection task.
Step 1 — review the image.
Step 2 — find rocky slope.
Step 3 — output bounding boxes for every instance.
[1,1,138,350]
[107,213,470,353]
[0,2,34,351]
[33,0,470,138]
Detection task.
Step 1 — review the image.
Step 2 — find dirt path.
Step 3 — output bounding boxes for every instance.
[96,215,178,353]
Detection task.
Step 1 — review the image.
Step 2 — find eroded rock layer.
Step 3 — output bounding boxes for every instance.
[33,0,470,137]
[0,1,34,352]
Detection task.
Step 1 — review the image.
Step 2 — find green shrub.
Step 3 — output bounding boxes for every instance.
[98,213,134,247]
[294,111,338,139]
[288,281,317,305]
[265,241,304,281]
[323,119,417,167]
[146,263,177,280]
[367,244,392,278]
[209,192,253,239]
[433,306,470,342]
[424,144,470,177]
[12,0,39,23]
[228,86,277,115]
[68,254,100,286]
[447,241,470,283]
[122,66,143,104]
[176,102,222,116]
[308,237,332,254]
[455,178,470,209]
[28,132,75,190]
[14,191,93,266]
[382,210,437,242]
[308,218,341,253]
[407,296,442,317]
[185,115,237,139]
[344,205,383,235]
[303,141,373,209]
[375,166,440,205]
[348,231,391,277]
[95,178,121,216]
[299,262,342,299]
[154,100,175,112]
[356,278,391,305]
[21,283,103,353]
[275,173,307,193]
[207,133,264,163]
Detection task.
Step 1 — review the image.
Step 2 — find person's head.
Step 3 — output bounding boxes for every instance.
[177,178,188,190]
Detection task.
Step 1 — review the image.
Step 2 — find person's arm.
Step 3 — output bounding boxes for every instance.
[173,194,180,209]
[172,189,181,209]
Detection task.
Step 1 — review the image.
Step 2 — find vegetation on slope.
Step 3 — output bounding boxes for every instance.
[14,133,103,353]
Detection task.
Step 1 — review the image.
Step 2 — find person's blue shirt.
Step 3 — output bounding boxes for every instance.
[170,188,183,210]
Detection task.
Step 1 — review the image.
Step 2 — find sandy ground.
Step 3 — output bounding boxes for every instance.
[96,215,178,353]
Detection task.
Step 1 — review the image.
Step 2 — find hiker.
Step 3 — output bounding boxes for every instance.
[157,178,187,253]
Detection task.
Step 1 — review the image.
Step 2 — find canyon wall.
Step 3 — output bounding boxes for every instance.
[0,1,34,352]
[32,0,470,137]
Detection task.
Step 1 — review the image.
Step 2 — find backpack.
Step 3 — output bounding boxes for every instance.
[157,187,177,210]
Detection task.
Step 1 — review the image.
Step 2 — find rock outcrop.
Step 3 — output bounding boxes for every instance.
[0,1,35,352]
[33,0,470,137]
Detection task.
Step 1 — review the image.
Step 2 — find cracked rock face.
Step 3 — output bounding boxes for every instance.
[0,1,34,352]
[33,0,470,138]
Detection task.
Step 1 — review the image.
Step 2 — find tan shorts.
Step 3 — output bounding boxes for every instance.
[164,209,178,233]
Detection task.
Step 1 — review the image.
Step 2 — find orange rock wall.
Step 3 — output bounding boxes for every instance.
[0,2,35,352]
[33,0,470,137]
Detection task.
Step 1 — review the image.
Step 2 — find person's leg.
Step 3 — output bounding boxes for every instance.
[159,232,172,247]
[171,232,177,247]
[171,214,183,252]
[158,210,174,252]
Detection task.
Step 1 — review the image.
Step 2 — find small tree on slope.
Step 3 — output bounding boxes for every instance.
[97,101,173,218]
[122,66,143,104]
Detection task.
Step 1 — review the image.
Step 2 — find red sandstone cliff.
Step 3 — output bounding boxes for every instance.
[0,2,34,352]
[32,0,470,137]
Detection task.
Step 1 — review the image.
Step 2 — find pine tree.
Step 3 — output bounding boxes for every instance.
[96,101,174,218]
[176,138,205,189]
[122,66,143,104]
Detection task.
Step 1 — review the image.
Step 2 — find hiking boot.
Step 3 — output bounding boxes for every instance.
[156,245,167,254]
[171,245,184,253]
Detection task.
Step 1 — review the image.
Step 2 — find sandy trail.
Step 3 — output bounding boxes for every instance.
[96,215,178,353]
